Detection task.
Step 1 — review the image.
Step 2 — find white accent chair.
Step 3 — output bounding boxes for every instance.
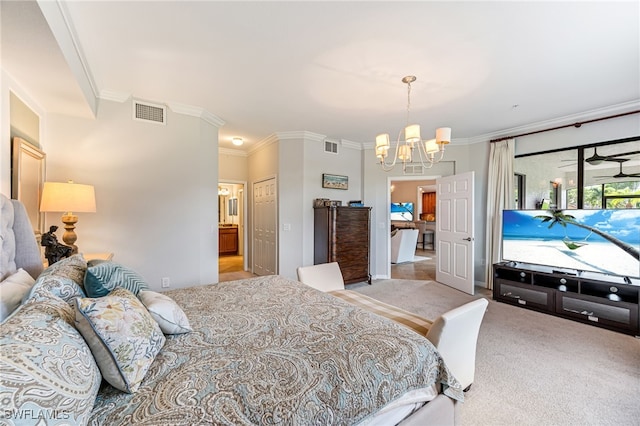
[426,298,489,391]
[296,262,345,292]
[390,229,419,263]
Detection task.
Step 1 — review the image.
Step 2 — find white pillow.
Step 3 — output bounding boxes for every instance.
[0,268,35,321]
[138,290,192,334]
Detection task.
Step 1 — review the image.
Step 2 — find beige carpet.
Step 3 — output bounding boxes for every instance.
[351,279,640,426]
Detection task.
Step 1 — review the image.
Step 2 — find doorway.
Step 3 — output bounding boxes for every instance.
[218,181,246,277]
[389,177,438,280]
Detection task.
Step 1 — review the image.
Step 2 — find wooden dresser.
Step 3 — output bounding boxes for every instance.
[314,206,371,284]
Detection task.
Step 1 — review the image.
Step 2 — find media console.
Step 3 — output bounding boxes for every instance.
[493,262,640,336]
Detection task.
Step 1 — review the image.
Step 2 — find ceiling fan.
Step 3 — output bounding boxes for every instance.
[593,158,640,179]
[586,149,640,165]
[585,147,608,165]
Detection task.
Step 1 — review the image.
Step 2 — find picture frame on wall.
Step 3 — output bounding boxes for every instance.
[322,173,348,190]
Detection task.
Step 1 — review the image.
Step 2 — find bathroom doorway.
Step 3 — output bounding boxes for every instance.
[218,181,247,277]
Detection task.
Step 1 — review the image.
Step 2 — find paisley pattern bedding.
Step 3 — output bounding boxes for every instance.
[88,275,463,425]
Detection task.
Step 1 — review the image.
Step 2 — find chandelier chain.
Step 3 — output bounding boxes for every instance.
[406,80,412,126]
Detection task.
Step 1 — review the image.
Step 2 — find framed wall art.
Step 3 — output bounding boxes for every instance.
[322,173,348,190]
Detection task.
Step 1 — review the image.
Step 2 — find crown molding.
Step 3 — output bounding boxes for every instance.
[167,102,225,128]
[248,131,330,155]
[99,90,131,103]
[340,139,362,150]
[219,147,248,157]
[464,100,640,145]
[277,131,326,141]
[248,133,279,155]
[360,101,640,149]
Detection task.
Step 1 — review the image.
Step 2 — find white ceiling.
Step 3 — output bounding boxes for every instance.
[2,1,639,152]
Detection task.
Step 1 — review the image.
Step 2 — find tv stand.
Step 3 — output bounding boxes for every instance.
[493,262,639,336]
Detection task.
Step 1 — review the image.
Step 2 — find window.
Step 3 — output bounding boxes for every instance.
[514,173,526,209]
[514,137,640,210]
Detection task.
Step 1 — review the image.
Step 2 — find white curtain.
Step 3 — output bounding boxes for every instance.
[484,139,515,290]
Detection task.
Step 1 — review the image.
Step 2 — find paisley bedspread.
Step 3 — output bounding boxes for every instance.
[88,275,463,425]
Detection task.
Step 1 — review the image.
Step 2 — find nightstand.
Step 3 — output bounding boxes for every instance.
[84,253,114,262]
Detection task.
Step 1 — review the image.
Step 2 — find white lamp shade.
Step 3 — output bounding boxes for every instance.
[40,182,96,213]
[375,133,390,149]
[425,138,439,154]
[436,127,451,144]
[398,144,412,162]
[405,124,421,144]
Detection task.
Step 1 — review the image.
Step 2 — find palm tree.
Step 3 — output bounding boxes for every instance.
[533,210,639,261]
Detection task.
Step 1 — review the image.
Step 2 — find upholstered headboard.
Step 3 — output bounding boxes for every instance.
[0,194,43,280]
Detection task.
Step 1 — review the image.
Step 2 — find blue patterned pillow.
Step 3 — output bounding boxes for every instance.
[84,261,149,297]
[24,274,86,306]
[40,253,87,288]
[73,287,165,393]
[0,300,101,425]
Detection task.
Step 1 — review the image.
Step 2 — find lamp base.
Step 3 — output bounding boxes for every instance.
[61,213,79,254]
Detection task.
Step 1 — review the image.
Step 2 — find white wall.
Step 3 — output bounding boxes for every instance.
[219,150,248,182]
[514,114,640,156]
[245,132,364,280]
[301,136,363,269]
[278,136,305,279]
[1,70,46,195]
[42,99,219,290]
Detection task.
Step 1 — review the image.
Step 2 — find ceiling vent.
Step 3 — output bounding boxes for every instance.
[324,139,339,154]
[133,100,166,125]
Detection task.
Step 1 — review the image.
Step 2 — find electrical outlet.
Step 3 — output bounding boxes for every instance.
[161,277,170,288]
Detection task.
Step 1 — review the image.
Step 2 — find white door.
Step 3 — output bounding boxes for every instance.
[435,171,475,295]
[252,178,277,275]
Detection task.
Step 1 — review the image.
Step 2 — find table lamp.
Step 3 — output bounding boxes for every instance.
[40,181,96,254]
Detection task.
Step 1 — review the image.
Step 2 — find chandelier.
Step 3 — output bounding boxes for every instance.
[375,76,451,171]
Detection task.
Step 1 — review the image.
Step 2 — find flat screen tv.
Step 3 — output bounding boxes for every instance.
[391,202,414,222]
[502,209,640,279]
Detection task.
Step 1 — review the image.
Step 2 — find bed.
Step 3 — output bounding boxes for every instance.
[0,194,463,425]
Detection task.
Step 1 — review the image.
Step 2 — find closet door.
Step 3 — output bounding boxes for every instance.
[252,178,277,275]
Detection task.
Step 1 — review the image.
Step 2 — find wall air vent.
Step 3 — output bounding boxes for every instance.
[403,164,424,175]
[133,100,166,125]
[324,139,339,154]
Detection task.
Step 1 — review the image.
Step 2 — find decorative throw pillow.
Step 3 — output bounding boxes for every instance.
[22,285,78,326]
[138,290,192,334]
[0,268,35,321]
[74,287,165,393]
[40,253,87,288]
[0,300,102,425]
[24,273,86,305]
[84,262,150,298]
